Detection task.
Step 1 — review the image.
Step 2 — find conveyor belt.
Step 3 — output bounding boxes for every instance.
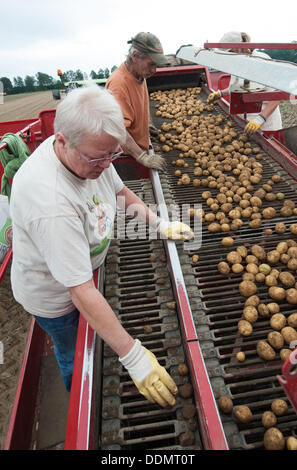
[149,89,297,449]
[100,179,202,450]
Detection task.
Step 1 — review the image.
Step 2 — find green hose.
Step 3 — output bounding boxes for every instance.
[0,133,30,200]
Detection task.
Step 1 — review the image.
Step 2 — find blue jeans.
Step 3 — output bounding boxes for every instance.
[34,309,80,392]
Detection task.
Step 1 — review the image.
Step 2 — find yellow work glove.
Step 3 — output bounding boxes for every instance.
[119,339,178,408]
[137,152,166,171]
[244,115,266,137]
[157,218,194,241]
[207,90,222,104]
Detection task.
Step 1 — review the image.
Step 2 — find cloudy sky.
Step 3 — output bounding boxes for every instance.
[1,0,296,81]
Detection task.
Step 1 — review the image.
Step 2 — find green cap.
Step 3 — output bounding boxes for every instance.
[127,32,169,66]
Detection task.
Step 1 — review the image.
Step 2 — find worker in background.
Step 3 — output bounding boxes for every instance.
[10,85,194,407]
[207,31,282,137]
[106,32,169,171]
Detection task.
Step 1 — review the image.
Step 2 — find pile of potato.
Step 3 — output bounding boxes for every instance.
[218,396,297,450]
[218,237,297,363]
[150,87,295,233]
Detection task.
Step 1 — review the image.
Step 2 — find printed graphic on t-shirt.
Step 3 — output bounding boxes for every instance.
[87,194,113,257]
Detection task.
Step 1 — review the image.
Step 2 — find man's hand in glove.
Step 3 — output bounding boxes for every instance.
[149,123,159,136]
[244,115,266,137]
[157,219,194,241]
[207,90,222,104]
[119,339,178,407]
[137,152,166,171]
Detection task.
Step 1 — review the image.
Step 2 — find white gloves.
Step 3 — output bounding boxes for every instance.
[156,218,194,241]
[244,114,266,136]
[137,152,166,171]
[207,90,222,104]
[119,339,178,407]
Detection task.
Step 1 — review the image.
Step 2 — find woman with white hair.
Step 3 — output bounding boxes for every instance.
[9,85,193,407]
[207,31,282,136]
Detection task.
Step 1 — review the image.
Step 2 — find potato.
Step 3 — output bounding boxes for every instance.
[287,436,297,450]
[268,286,286,301]
[262,207,276,219]
[222,237,234,247]
[258,264,271,275]
[249,219,262,229]
[246,255,258,264]
[266,250,280,264]
[257,340,276,361]
[267,303,280,314]
[218,396,233,414]
[243,306,258,323]
[281,326,297,345]
[192,254,199,264]
[280,348,292,362]
[268,331,284,350]
[288,313,297,328]
[279,271,295,288]
[286,288,297,304]
[275,222,286,234]
[239,281,257,297]
[255,272,266,283]
[246,263,259,275]
[289,224,297,235]
[242,273,255,282]
[270,314,287,331]
[245,295,260,308]
[227,251,242,265]
[287,258,297,270]
[288,246,297,258]
[251,245,266,260]
[270,268,280,279]
[208,222,221,232]
[236,351,246,362]
[276,242,288,254]
[271,399,288,416]
[258,303,270,317]
[218,262,230,275]
[238,320,253,336]
[178,363,189,376]
[264,427,285,450]
[262,411,277,429]
[265,275,278,287]
[237,246,248,258]
[233,405,253,423]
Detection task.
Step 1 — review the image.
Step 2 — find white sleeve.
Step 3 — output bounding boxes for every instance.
[28,214,94,287]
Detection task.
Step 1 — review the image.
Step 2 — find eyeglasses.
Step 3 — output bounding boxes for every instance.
[76,147,124,166]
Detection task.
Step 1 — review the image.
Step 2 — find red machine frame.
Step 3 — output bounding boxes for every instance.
[1,63,297,451]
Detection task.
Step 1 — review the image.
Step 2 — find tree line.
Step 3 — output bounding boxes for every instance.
[0,66,118,95]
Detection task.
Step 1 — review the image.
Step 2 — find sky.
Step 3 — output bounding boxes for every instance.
[1,0,296,82]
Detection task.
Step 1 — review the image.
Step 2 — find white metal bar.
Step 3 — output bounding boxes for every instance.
[176,46,297,95]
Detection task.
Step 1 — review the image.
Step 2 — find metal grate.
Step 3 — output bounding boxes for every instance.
[100,180,202,450]
[150,90,297,449]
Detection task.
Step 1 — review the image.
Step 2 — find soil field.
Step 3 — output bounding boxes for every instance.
[0,91,60,122]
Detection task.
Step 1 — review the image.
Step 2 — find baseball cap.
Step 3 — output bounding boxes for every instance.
[127,32,169,66]
[219,31,243,44]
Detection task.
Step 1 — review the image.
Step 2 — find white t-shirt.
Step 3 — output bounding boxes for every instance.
[229,50,282,131]
[10,135,124,318]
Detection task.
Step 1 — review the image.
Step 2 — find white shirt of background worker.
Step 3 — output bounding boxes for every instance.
[207,31,282,136]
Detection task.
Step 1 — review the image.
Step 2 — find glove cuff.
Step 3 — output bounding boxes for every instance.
[259,114,267,123]
[119,339,152,381]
